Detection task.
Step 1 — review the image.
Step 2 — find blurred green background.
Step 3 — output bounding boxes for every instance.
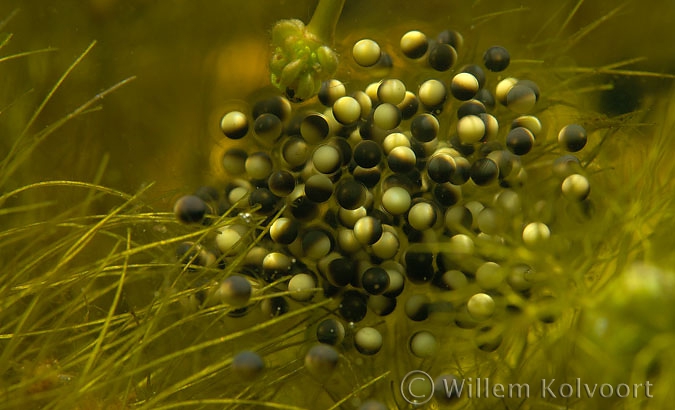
[1,0,673,207]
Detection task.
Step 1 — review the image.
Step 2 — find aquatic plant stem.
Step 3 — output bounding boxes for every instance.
[307,0,345,44]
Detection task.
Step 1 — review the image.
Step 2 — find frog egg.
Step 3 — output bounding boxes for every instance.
[280,136,309,170]
[437,29,464,48]
[300,113,331,144]
[418,79,447,109]
[361,266,390,295]
[318,79,346,107]
[507,263,534,293]
[410,113,439,143]
[354,327,383,355]
[428,43,457,71]
[288,273,316,301]
[368,294,397,316]
[407,201,437,231]
[338,206,367,228]
[220,111,249,140]
[352,38,381,67]
[353,140,383,169]
[387,146,417,173]
[457,115,485,144]
[470,157,499,186]
[244,152,273,181]
[173,195,208,224]
[506,127,535,155]
[253,112,283,144]
[261,296,289,317]
[483,45,510,72]
[370,228,400,260]
[382,132,410,154]
[351,90,372,119]
[438,270,468,290]
[248,187,278,214]
[262,252,293,281]
[405,294,431,321]
[512,115,542,137]
[372,103,402,130]
[268,217,298,245]
[267,170,295,197]
[337,228,362,254]
[400,30,428,59]
[232,351,264,380]
[353,216,383,245]
[427,153,456,183]
[475,261,504,290]
[302,229,334,260]
[332,95,362,125]
[448,156,471,185]
[467,293,496,320]
[476,207,504,235]
[377,79,407,105]
[522,222,551,246]
[316,318,345,345]
[562,173,591,201]
[506,84,538,114]
[335,179,367,210]
[430,183,457,209]
[450,72,480,101]
[495,77,519,105]
[397,91,420,119]
[304,174,334,203]
[222,148,247,176]
[312,144,342,175]
[457,99,486,118]
[252,95,292,121]
[409,330,439,358]
[215,224,247,254]
[339,290,369,322]
[305,344,339,378]
[381,186,412,216]
[213,275,252,308]
[448,234,475,254]
[558,124,588,152]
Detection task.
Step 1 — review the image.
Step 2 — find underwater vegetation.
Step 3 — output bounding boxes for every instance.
[1,0,675,409]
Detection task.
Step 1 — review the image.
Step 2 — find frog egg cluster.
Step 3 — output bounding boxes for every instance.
[173,26,596,401]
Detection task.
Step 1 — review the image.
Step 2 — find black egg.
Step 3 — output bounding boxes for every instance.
[220,111,249,140]
[470,158,499,186]
[267,170,296,197]
[326,257,357,287]
[448,156,471,185]
[290,195,319,221]
[506,127,535,155]
[252,95,291,121]
[269,217,299,244]
[318,79,346,107]
[354,140,382,168]
[174,195,209,224]
[437,29,463,49]
[405,294,430,321]
[558,124,587,152]
[428,43,457,71]
[450,72,480,101]
[400,30,429,59]
[474,88,496,109]
[483,45,510,72]
[305,344,339,378]
[304,174,334,203]
[232,351,264,380]
[410,113,439,142]
[433,183,462,207]
[222,148,247,176]
[361,267,390,295]
[352,165,381,188]
[248,187,278,214]
[316,318,345,345]
[457,99,486,119]
[387,146,417,173]
[335,179,367,210]
[261,296,289,317]
[339,290,368,322]
[300,113,330,143]
[253,112,283,142]
[398,91,420,119]
[427,154,456,183]
[404,250,434,283]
